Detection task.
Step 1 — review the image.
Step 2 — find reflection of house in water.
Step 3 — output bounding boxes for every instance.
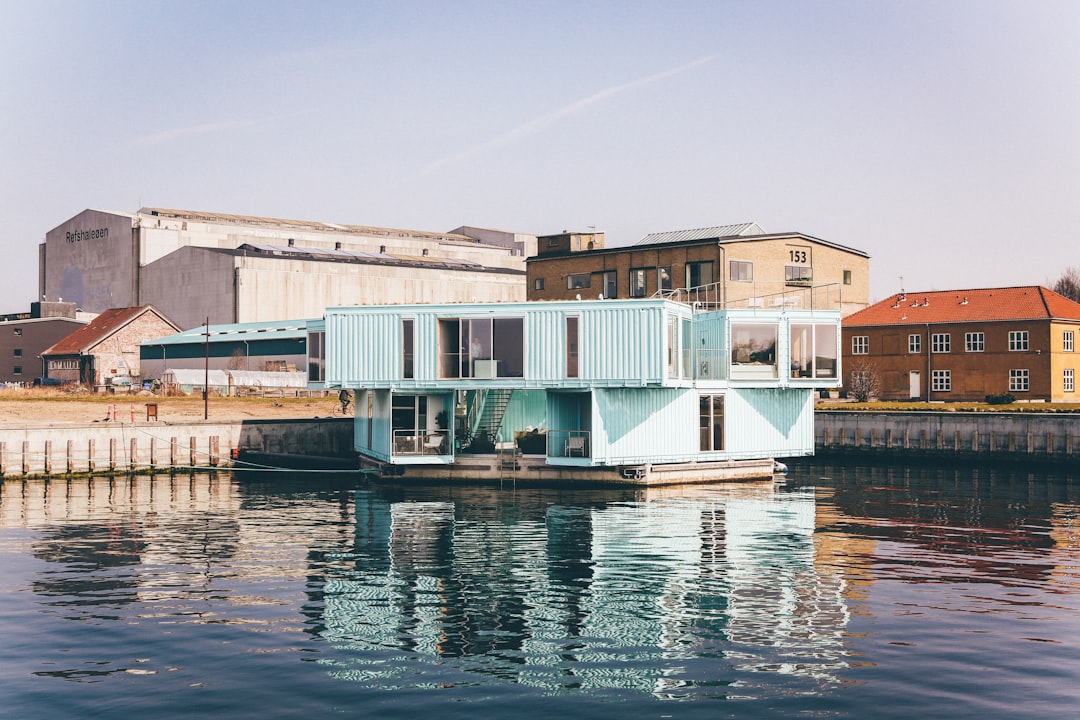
[320,485,853,693]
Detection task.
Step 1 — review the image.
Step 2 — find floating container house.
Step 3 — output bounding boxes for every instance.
[316,299,841,485]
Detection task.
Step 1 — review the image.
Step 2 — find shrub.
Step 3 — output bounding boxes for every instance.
[985,392,1016,405]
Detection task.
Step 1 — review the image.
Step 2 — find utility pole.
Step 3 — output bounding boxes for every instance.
[203,317,210,419]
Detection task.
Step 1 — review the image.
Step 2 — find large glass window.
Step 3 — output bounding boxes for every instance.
[630,267,649,298]
[657,266,673,292]
[730,260,753,282]
[1009,330,1029,351]
[566,273,590,290]
[307,330,324,382]
[439,317,524,379]
[731,323,777,378]
[790,323,838,378]
[601,271,617,299]
[686,261,714,289]
[785,265,813,286]
[402,319,414,379]
[566,316,579,378]
[699,395,724,452]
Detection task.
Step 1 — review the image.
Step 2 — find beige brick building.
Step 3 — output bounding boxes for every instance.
[526,223,870,316]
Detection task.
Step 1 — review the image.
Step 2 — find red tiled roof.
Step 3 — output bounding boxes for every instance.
[42,306,170,356]
[844,286,1080,327]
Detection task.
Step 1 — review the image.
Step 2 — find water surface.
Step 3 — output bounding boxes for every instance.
[1,463,1078,718]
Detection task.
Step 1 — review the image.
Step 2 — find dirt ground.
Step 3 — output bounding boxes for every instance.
[0,388,351,428]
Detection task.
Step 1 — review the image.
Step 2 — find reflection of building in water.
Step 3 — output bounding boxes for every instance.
[319,485,853,694]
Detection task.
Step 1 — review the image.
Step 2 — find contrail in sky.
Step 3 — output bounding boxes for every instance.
[399,55,716,184]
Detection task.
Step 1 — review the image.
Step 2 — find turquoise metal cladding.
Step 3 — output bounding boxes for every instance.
[495,390,547,443]
[592,387,698,465]
[325,300,685,388]
[725,387,816,458]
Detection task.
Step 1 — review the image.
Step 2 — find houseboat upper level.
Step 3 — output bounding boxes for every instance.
[311,298,841,392]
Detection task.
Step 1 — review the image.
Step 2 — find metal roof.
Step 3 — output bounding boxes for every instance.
[145,319,313,346]
[634,223,766,246]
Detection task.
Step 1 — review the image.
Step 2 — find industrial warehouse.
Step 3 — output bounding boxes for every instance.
[41,207,533,330]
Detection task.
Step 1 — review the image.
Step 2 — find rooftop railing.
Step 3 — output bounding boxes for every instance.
[655,282,844,312]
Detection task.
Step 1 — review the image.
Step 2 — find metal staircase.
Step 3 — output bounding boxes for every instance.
[470,388,514,442]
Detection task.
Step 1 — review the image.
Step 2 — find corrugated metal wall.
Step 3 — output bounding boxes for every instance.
[725,387,815,458]
[592,387,698,464]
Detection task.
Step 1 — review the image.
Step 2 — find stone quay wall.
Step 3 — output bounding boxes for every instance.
[814,411,1080,464]
[0,418,354,478]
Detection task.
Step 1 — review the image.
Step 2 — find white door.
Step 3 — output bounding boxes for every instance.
[909,370,921,399]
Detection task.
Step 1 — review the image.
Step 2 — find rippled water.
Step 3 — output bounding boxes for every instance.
[1,463,1079,719]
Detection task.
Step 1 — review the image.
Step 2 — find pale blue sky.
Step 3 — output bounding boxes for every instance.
[2,0,1078,311]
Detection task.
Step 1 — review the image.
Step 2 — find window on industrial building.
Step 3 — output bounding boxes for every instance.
[699,394,724,452]
[534,278,545,291]
[1065,368,1075,393]
[565,316,579,378]
[1009,369,1029,392]
[932,369,951,392]
[1065,330,1075,352]
[630,268,649,298]
[438,317,524,379]
[852,336,869,355]
[843,270,852,285]
[12,366,21,375]
[1009,331,1029,351]
[402,319,414,379]
[601,271,617,299]
[686,261,714,289]
[731,323,777,378]
[307,330,324,382]
[965,332,985,352]
[932,333,951,353]
[785,265,813,286]
[730,260,753,282]
[657,266,673,292]
[790,323,838,378]
[567,273,590,290]
[13,348,21,357]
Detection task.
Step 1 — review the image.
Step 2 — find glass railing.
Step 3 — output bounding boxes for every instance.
[547,429,591,458]
[392,429,447,456]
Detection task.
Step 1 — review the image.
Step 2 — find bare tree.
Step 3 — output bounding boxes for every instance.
[227,348,247,371]
[846,359,881,402]
[1053,266,1080,303]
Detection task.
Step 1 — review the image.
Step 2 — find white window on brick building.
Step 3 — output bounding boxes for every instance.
[1009,368,1029,392]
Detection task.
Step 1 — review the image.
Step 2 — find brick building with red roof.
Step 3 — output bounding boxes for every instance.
[842,286,1080,402]
[41,306,179,388]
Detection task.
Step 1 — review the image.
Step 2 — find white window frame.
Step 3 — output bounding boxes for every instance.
[932,369,951,392]
[851,336,869,355]
[1065,368,1075,393]
[1065,330,1074,352]
[1009,368,1029,392]
[1009,330,1029,352]
[932,333,951,353]
[908,334,921,354]
[965,332,984,352]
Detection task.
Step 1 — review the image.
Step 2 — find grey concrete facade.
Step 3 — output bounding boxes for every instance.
[42,208,529,330]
